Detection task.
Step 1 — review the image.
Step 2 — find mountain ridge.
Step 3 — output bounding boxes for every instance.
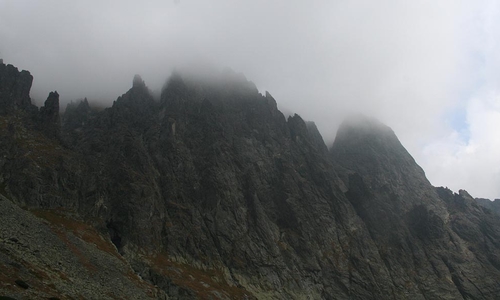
[1,60,500,299]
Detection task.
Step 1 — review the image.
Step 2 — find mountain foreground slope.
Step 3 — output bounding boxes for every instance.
[1,60,500,299]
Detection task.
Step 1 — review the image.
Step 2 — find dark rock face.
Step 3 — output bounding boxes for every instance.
[0,61,34,114]
[331,116,500,299]
[436,188,500,298]
[1,62,500,299]
[477,198,500,216]
[39,91,60,139]
[331,116,448,237]
[62,98,92,130]
[62,98,95,146]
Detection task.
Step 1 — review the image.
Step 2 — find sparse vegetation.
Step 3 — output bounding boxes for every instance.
[148,253,254,299]
[32,209,123,262]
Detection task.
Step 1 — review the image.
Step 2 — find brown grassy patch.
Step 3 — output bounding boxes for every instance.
[0,260,65,298]
[0,261,20,292]
[149,253,254,299]
[0,116,9,130]
[31,209,121,273]
[32,209,122,262]
[105,291,124,300]
[31,209,162,297]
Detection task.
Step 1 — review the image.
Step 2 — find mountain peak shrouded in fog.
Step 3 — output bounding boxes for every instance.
[0,60,33,113]
[2,61,500,298]
[132,74,146,89]
[1,1,499,198]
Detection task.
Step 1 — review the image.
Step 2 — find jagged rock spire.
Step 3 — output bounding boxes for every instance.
[132,74,146,89]
[39,91,60,139]
[0,60,34,113]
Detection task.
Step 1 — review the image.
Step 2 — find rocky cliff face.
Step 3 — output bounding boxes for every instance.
[477,198,500,216]
[39,91,61,139]
[0,61,34,114]
[1,60,500,299]
[331,117,500,299]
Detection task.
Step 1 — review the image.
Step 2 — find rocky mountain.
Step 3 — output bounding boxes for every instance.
[1,60,500,299]
[476,198,500,217]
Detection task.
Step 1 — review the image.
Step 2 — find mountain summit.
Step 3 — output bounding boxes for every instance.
[1,60,500,299]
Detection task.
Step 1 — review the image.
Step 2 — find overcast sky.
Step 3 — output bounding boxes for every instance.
[1,0,499,199]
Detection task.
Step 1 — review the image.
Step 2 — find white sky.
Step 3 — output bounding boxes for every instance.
[0,0,499,199]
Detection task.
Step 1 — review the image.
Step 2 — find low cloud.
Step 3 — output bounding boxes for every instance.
[0,0,498,198]
[422,91,500,199]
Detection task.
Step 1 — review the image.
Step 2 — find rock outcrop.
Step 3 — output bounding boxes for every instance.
[62,98,95,146]
[477,198,500,216]
[331,116,500,299]
[1,61,500,299]
[39,91,60,139]
[0,60,34,114]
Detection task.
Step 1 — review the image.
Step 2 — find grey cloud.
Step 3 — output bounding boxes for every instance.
[0,0,498,198]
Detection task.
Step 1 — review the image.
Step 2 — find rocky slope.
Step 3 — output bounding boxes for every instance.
[331,117,500,299]
[476,198,500,217]
[1,60,500,299]
[0,193,161,299]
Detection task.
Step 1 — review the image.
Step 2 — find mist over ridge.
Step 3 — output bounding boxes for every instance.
[1,0,499,199]
[3,57,500,299]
